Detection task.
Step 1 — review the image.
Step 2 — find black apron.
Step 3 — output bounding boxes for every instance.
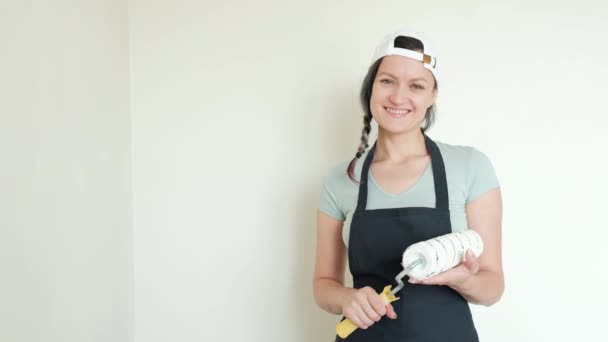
[335,132,479,342]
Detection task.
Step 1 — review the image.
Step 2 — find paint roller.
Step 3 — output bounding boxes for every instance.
[336,230,484,339]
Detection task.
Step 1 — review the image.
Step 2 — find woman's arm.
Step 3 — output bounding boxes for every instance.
[313,210,398,328]
[410,187,504,306]
[454,187,504,305]
[312,210,351,314]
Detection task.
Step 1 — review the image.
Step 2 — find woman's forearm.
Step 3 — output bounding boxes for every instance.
[450,270,504,306]
[313,278,355,315]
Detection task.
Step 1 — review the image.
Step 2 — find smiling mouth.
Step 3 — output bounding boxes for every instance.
[385,107,412,116]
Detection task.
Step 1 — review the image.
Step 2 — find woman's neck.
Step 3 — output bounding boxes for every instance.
[374,128,427,163]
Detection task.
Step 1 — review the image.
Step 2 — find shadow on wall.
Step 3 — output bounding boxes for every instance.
[289,84,361,341]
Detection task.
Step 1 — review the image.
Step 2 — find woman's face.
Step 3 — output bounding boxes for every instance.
[370,54,437,135]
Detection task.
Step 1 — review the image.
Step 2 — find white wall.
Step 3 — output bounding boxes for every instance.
[0,1,132,342]
[3,0,607,341]
[131,1,608,341]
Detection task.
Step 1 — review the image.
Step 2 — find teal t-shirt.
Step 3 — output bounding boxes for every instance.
[319,140,500,246]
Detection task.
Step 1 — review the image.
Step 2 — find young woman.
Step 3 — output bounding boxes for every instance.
[313,31,504,341]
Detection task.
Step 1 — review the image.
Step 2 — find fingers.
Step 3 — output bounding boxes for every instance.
[344,287,393,329]
[410,249,481,287]
[385,303,397,319]
[408,276,420,284]
[359,288,383,322]
[463,249,480,273]
[410,262,481,286]
[365,288,387,317]
[353,305,375,328]
[343,304,374,329]
[418,272,448,285]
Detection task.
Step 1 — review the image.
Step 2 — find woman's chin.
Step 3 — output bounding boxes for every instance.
[379,126,415,136]
[377,119,422,135]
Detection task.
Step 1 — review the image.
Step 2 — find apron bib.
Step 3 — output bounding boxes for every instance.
[335,132,479,342]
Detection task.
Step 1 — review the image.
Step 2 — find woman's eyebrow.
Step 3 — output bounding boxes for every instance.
[377,72,397,78]
[377,72,430,83]
[410,77,430,83]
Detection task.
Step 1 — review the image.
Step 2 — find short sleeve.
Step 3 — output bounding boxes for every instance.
[466,148,500,203]
[318,171,346,221]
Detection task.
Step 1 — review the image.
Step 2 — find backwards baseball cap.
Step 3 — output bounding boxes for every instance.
[371,30,440,83]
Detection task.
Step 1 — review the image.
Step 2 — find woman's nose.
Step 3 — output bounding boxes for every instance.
[389,86,409,105]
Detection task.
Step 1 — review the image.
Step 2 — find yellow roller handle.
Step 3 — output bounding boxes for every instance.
[335,285,399,339]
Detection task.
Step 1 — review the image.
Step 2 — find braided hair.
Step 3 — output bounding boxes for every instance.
[346,36,437,183]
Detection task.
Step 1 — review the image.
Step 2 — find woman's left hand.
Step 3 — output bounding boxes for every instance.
[408,249,479,287]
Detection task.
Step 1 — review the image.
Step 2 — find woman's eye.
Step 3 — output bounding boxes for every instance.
[380,79,394,84]
[413,84,424,90]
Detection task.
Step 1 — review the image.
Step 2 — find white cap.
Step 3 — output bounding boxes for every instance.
[371,30,440,83]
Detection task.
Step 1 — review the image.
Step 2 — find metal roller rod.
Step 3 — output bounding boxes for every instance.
[390,258,423,296]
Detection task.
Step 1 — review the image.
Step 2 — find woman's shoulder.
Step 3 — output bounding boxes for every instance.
[321,149,375,194]
[319,154,363,220]
[322,154,362,188]
[433,139,499,200]
[434,139,478,154]
[433,139,493,166]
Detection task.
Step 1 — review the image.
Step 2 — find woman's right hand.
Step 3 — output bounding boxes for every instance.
[340,286,397,329]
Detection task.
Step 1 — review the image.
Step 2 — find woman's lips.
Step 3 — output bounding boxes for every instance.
[385,106,412,118]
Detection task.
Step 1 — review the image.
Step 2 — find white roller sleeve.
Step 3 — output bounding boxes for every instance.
[402,230,483,280]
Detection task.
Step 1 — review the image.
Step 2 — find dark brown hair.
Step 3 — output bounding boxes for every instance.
[346,36,438,183]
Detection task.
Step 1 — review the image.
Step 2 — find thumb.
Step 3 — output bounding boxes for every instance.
[463,249,479,273]
[385,303,397,319]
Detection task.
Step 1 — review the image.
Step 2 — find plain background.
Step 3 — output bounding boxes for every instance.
[1,1,132,342]
[2,1,608,341]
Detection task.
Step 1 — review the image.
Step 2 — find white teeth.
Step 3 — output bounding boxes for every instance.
[386,107,411,115]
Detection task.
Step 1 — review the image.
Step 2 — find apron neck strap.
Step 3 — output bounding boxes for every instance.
[356,130,450,211]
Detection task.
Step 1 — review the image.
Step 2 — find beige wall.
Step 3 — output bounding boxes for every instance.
[2,0,607,341]
[0,1,132,342]
[130,1,608,341]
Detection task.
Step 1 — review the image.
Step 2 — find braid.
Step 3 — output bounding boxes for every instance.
[347,113,372,183]
[347,57,382,183]
[356,113,372,158]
